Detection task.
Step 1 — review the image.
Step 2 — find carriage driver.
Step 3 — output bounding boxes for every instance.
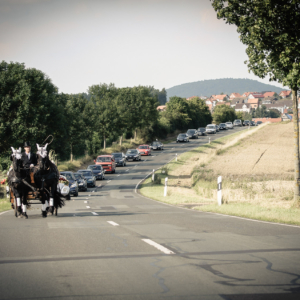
[20,142,37,216]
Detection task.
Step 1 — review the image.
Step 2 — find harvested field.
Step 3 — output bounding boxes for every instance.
[140,122,300,225]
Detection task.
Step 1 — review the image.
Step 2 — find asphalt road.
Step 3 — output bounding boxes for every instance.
[1,127,300,300]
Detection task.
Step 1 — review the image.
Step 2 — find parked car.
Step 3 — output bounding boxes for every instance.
[251,121,256,126]
[233,119,242,127]
[60,171,78,197]
[215,125,220,132]
[126,149,141,161]
[256,121,263,125]
[94,155,116,173]
[244,120,251,126]
[206,124,217,134]
[77,169,96,187]
[137,145,151,156]
[219,123,227,130]
[87,164,105,180]
[150,141,164,150]
[74,172,87,191]
[197,127,207,136]
[176,133,189,142]
[186,129,198,139]
[225,122,233,129]
[111,152,127,167]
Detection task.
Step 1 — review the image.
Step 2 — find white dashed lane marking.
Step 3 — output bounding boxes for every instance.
[92,212,98,216]
[86,206,91,209]
[142,239,175,255]
[84,201,88,203]
[107,221,119,226]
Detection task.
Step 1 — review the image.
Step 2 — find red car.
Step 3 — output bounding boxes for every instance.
[137,145,151,156]
[94,155,116,173]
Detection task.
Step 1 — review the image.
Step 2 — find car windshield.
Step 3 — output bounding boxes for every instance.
[198,128,205,131]
[74,173,82,179]
[226,122,232,124]
[152,142,159,146]
[207,125,215,129]
[112,153,122,158]
[79,171,93,177]
[220,123,225,126]
[127,150,137,154]
[139,146,148,149]
[187,130,195,133]
[96,157,111,162]
[178,134,186,137]
[88,165,100,170]
[61,173,73,180]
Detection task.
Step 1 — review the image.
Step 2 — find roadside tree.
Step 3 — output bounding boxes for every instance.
[211,0,300,204]
[213,105,236,124]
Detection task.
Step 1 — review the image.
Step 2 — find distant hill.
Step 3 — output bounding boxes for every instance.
[166,78,284,100]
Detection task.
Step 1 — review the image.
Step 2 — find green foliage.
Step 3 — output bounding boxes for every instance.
[213,104,236,124]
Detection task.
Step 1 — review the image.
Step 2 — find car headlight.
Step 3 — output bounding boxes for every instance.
[71,183,77,188]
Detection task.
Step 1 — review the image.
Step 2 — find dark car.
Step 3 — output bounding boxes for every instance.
[74,172,87,191]
[250,121,256,126]
[197,127,207,136]
[244,120,251,126]
[176,133,189,143]
[126,149,141,161]
[219,123,227,130]
[60,171,78,197]
[256,121,263,125]
[87,165,105,180]
[186,129,198,139]
[215,125,220,132]
[77,170,96,187]
[111,153,127,167]
[150,141,164,150]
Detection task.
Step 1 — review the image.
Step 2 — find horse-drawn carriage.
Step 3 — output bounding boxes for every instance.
[5,143,70,218]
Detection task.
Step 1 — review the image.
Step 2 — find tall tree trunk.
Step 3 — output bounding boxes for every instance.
[103,135,106,150]
[292,88,300,206]
[70,143,73,162]
[134,129,137,141]
[119,135,123,146]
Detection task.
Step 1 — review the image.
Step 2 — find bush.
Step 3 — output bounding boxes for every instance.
[0,156,11,172]
[152,174,161,184]
[161,166,169,175]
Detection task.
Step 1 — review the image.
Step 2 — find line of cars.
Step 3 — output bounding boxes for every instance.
[233,119,262,126]
[176,122,235,141]
[59,140,165,197]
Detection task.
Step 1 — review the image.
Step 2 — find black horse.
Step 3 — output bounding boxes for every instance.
[34,144,65,218]
[7,147,29,218]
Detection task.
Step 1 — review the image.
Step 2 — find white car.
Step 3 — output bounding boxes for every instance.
[206,124,217,134]
[226,122,233,129]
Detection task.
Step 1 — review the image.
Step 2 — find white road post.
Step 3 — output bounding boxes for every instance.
[209,137,211,144]
[217,176,222,206]
[176,153,177,161]
[164,177,168,197]
[152,169,155,182]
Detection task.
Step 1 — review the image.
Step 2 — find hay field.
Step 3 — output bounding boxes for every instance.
[140,122,300,224]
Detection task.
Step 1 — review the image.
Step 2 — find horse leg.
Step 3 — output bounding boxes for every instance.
[20,186,28,219]
[41,191,47,218]
[12,185,22,218]
[48,180,57,216]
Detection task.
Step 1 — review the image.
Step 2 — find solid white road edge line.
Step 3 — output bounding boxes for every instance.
[142,239,174,254]
[107,221,119,226]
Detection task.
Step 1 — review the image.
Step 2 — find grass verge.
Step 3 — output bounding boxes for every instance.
[0,186,11,213]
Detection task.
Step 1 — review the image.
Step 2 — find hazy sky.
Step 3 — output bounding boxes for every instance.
[0,0,286,94]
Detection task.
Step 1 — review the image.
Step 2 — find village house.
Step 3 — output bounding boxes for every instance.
[248,92,265,100]
[242,91,255,97]
[263,91,276,98]
[215,101,230,107]
[229,92,242,100]
[235,103,252,113]
[206,99,217,107]
[247,98,259,110]
[211,94,229,101]
[261,96,279,104]
[264,103,287,114]
[157,105,166,111]
[230,97,246,108]
[279,90,292,98]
